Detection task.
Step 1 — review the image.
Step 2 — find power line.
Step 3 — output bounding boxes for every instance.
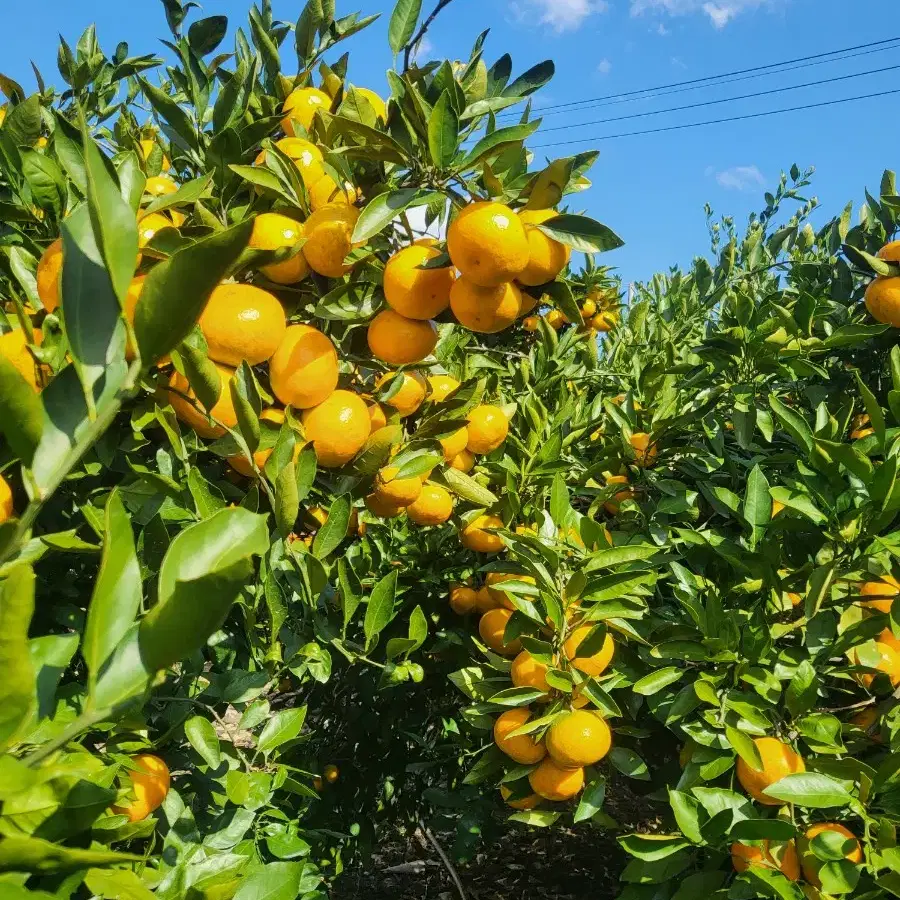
[530,88,900,148]
[498,35,900,119]
[537,62,900,134]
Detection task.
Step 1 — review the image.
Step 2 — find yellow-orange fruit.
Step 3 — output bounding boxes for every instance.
[144,175,177,197]
[407,484,453,525]
[735,737,806,805]
[447,202,530,287]
[168,364,239,439]
[427,374,460,402]
[368,402,388,430]
[466,405,509,454]
[374,466,422,507]
[365,493,405,519]
[878,240,900,262]
[603,474,633,515]
[269,324,338,409]
[545,710,612,767]
[354,87,387,121]
[449,585,478,615]
[368,310,438,366]
[591,311,618,332]
[450,449,475,473]
[851,640,900,689]
[731,841,800,881]
[517,209,571,287]
[486,572,536,611]
[545,309,566,329]
[0,328,45,391]
[0,474,13,523]
[440,427,469,461]
[282,86,332,135]
[140,139,170,170]
[500,784,541,810]
[493,707,546,764]
[199,283,286,367]
[378,370,427,417]
[250,212,309,284]
[523,315,540,331]
[138,212,175,247]
[630,432,658,467]
[111,754,170,823]
[511,650,551,693]
[858,575,900,614]
[301,390,371,468]
[564,626,614,678]
[323,764,339,783]
[36,238,63,313]
[528,758,584,801]
[479,608,521,655]
[303,203,360,278]
[865,276,900,327]
[460,514,505,553]
[800,824,863,887]
[384,243,455,320]
[450,278,522,333]
[772,499,785,517]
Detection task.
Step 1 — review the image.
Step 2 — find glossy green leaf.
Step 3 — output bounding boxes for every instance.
[364,570,398,650]
[185,714,222,768]
[0,351,43,465]
[388,0,422,54]
[258,706,307,755]
[0,565,36,751]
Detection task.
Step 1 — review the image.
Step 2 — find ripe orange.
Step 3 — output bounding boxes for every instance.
[138,212,175,247]
[368,310,438,366]
[227,408,291,477]
[450,278,522,333]
[378,370,427,417]
[878,240,900,262]
[449,584,478,615]
[199,283,286,367]
[145,175,177,197]
[111,754,170,822]
[460,514,505,553]
[303,203,360,277]
[476,584,501,614]
[517,209,571,286]
[865,276,900,327]
[511,650,551,692]
[168,364,239,439]
[440,427,469,461]
[323,764,340,783]
[493,707,546,764]
[365,492,405,519]
[301,390,371,468]
[36,238,63,313]
[250,212,309,284]
[630,432,658,467]
[545,309,566,329]
[427,374,460,402]
[523,315,540,331]
[772,499,785,517]
[500,783,541,810]
[479,608,522,655]
[384,243,455,320]
[140,139,170,170]
[735,737,805,805]
[368,402,388,431]
[878,627,900,651]
[466,405,509,454]
[0,328,45,391]
[407,484,453,525]
[447,202,530,287]
[591,311,618,332]
[486,571,536,610]
[528,758,584,801]
[800,824,862,887]
[375,466,423,507]
[0,474,13,523]
[563,626,614,677]
[269,324,338,409]
[282,86,332,135]
[731,841,800,881]
[546,710,612,767]
[851,640,900,688]
[850,706,882,743]
[858,575,900,614]
[449,449,475,473]
[255,137,325,187]
[581,299,597,318]
[603,474,633,515]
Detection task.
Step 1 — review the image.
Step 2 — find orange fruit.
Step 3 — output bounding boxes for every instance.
[0,474,13,523]
[440,427,469,461]
[427,374,460,402]
[528,758,584,801]
[850,706,882,743]
[878,240,900,262]
[486,571,536,610]
[138,211,176,248]
[511,650,551,693]
[865,276,900,327]
[407,484,453,525]
[517,209,570,287]
[255,137,325,187]
[878,627,900,651]
[591,311,618,332]
[368,402,388,430]
[563,626,614,677]
[323,764,339,783]
[36,238,63,313]
[303,203,360,277]
[282,86,332,135]
[466,405,509,454]
[368,310,438,366]
[460,514,505,553]
[250,212,309,284]
[800,824,862,887]
[447,202,530,287]
[0,328,45,391]
[374,466,423,507]
[493,707,546,764]
[449,584,478,615]
[307,174,356,210]
[199,283,286,368]
[581,299,597,318]
[384,244,455,320]
[144,175,177,197]
[111,754,170,822]
[735,737,805,805]
[269,324,338,409]
[365,493,405,519]
[772,499,785,517]
[378,370,427,417]
[168,363,239,439]
[851,640,900,688]
[479,608,521,655]
[545,309,566,329]
[731,841,800,881]
[450,278,523,333]
[500,783,541,810]
[301,390,371,467]
[630,432,658,467]
[858,575,900,614]
[354,87,387,121]
[546,710,612,767]
[603,474,633,515]
[476,584,501,614]
[449,449,475,473]
[523,315,540,331]
[140,139,170,170]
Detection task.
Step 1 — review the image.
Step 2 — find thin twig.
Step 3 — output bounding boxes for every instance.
[402,0,456,72]
[418,818,467,900]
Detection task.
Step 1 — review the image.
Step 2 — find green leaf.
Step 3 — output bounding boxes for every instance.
[0,834,141,875]
[273,456,300,541]
[726,726,763,770]
[138,77,198,151]
[4,95,41,147]
[184,714,221,768]
[762,772,852,808]
[542,280,583,325]
[313,495,351,559]
[188,15,229,55]
[743,464,771,530]
[855,370,886,453]
[134,220,252,364]
[364,570,398,651]
[0,565,36,751]
[633,667,683,696]
[82,490,142,685]
[573,774,606,823]
[351,188,442,243]
[388,0,422,54]
[428,90,458,169]
[142,172,213,216]
[83,869,156,900]
[257,706,307,755]
[438,467,498,506]
[769,486,827,525]
[408,605,428,652]
[769,396,814,453]
[537,214,625,254]
[90,624,152,710]
[0,351,43,465]
[460,122,539,169]
[338,559,362,634]
[138,507,268,671]
[608,746,650,780]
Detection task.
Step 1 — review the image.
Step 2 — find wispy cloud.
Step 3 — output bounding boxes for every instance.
[713,164,765,191]
[410,36,433,62]
[597,58,612,75]
[630,0,785,28]
[511,0,610,33]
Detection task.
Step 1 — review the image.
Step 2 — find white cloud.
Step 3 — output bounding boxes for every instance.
[714,164,765,191]
[410,36,433,61]
[511,0,610,33]
[657,22,669,34]
[597,58,612,75]
[630,0,783,28]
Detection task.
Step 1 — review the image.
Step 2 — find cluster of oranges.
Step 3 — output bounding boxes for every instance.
[864,239,900,328]
[524,287,619,334]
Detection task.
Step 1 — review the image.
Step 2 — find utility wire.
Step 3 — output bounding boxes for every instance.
[530,88,900,148]
[537,62,900,134]
[498,35,900,119]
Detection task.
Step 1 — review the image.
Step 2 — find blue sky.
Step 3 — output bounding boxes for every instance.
[3,0,897,284]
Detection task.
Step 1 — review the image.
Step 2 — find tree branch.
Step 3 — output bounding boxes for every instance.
[403,0,456,72]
